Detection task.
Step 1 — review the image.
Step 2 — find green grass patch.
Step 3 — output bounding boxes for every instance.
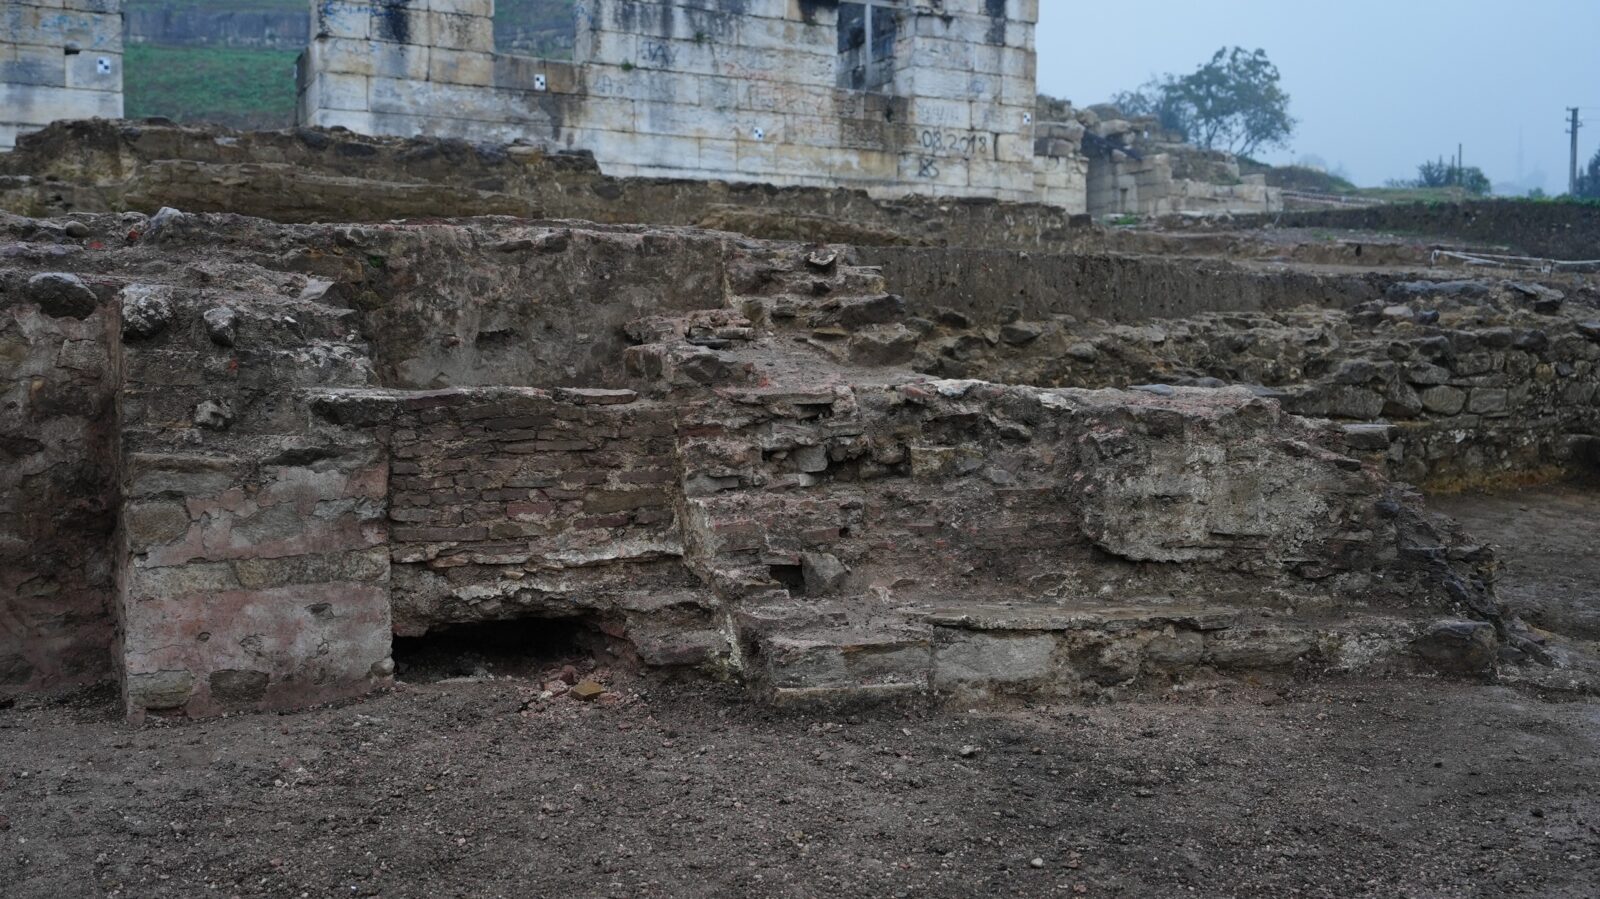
[125,43,300,129]
[1349,186,1473,204]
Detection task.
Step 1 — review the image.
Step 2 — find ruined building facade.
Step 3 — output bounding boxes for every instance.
[292,0,1277,215]
[296,0,1051,203]
[0,0,1278,216]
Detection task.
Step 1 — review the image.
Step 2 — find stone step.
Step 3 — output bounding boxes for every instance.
[741,598,1384,705]
[756,623,934,707]
[925,603,1239,634]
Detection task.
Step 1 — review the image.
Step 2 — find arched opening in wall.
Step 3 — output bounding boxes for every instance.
[391,616,603,683]
[493,0,577,59]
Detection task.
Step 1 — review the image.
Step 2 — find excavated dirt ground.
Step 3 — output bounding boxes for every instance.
[1432,480,1600,644]
[2,673,1597,898]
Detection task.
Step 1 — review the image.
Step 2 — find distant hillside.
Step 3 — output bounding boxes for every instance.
[123,0,577,129]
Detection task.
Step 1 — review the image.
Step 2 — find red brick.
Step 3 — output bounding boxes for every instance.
[619,468,676,485]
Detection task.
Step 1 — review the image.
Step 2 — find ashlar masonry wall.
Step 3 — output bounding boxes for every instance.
[295,0,583,143]
[297,0,1044,203]
[570,0,1040,200]
[0,0,125,151]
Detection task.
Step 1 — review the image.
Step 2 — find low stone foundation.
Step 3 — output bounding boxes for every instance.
[0,210,1577,717]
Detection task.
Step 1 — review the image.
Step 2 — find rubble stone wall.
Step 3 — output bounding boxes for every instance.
[0,0,125,151]
[0,266,118,697]
[1085,155,1275,219]
[675,379,1394,607]
[351,223,735,388]
[112,225,392,720]
[1034,99,1280,218]
[878,279,1600,491]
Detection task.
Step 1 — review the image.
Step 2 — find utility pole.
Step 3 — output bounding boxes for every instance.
[1570,108,1583,195]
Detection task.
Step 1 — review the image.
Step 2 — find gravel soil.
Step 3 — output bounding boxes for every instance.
[3,483,1598,899]
[1432,480,1600,642]
[1,674,1596,899]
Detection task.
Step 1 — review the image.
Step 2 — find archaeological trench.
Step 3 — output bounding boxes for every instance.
[2,121,1599,720]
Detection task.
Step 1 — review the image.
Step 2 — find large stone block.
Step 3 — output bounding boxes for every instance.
[428,10,494,52]
[426,0,492,15]
[314,0,372,40]
[428,47,494,86]
[63,48,119,91]
[2,5,121,51]
[1,45,66,88]
[306,71,371,113]
[0,82,122,124]
[495,54,579,94]
[311,36,429,81]
[932,633,1057,688]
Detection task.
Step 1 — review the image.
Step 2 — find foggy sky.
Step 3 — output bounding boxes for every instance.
[1034,0,1600,194]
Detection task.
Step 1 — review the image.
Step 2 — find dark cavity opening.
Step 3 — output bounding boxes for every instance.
[392,617,592,683]
[769,564,807,595]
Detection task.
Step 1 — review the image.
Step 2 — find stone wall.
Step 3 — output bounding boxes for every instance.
[571,0,1039,200]
[1,2,1278,217]
[1086,154,1275,218]
[311,386,723,670]
[0,262,118,698]
[1035,99,1280,218]
[1032,141,1087,213]
[0,211,1552,714]
[861,275,1600,491]
[295,0,1046,203]
[296,0,587,145]
[0,0,125,151]
[351,222,733,388]
[111,217,392,720]
[675,378,1394,605]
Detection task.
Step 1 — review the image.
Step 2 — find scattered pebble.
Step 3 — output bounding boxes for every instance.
[571,680,606,702]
